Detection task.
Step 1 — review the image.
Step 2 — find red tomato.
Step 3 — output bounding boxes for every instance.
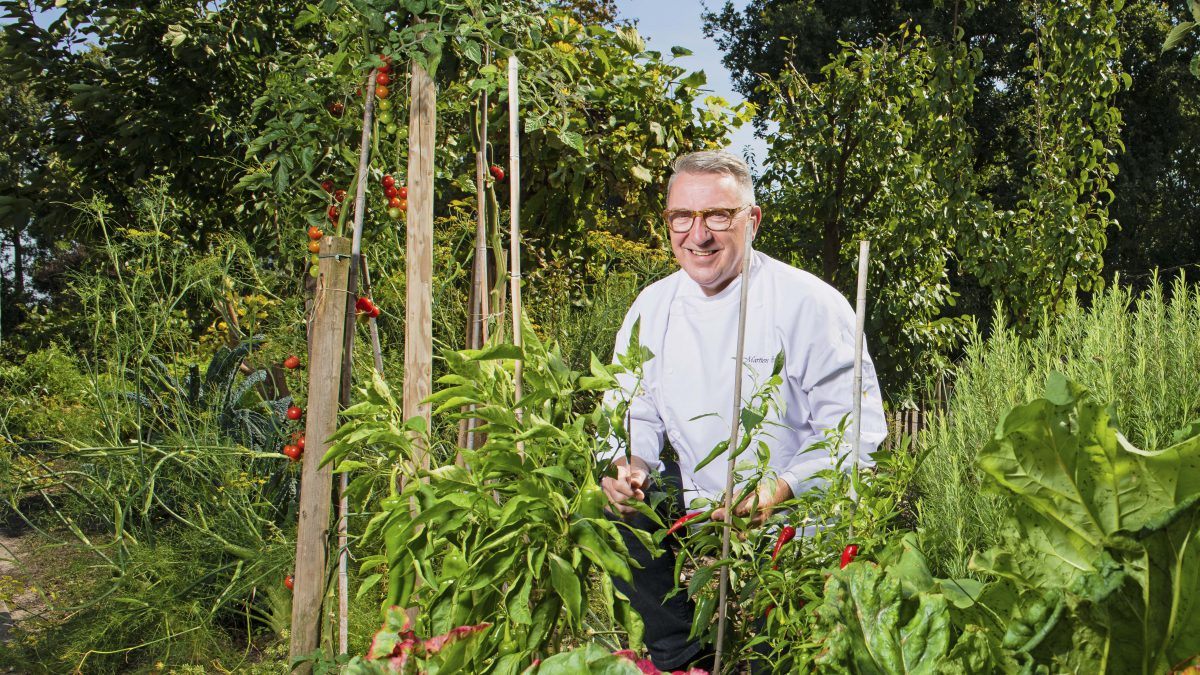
[284,574,294,590]
[384,185,399,199]
[490,165,505,182]
[397,186,408,199]
[321,180,334,193]
[327,206,339,222]
[286,405,303,421]
[376,72,390,86]
[307,226,323,241]
[295,434,305,451]
[375,85,389,99]
[382,175,396,189]
[388,197,402,209]
[283,355,301,369]
[368,305,381,319]
[398,199,408,210]
[307,240,320,254]
[283,444,301,461]
[355,296,375,314]
[334,189,346,203]
[328,101,344,117]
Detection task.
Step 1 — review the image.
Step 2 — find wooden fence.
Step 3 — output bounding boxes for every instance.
[883,407,929,451]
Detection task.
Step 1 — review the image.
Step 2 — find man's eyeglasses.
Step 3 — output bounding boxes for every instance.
[661,205,752,233]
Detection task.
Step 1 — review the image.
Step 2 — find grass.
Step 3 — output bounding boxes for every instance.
[916,274,1200,577]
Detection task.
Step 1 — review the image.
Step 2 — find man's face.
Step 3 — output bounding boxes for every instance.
[666,171,761,297]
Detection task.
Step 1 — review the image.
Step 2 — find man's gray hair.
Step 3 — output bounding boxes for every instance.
[668,150,756,204]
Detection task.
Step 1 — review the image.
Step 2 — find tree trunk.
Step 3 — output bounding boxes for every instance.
[12,225,25,300]
[822,209,840,284]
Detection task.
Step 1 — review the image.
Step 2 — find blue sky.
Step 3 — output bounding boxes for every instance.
[613,0,766,168]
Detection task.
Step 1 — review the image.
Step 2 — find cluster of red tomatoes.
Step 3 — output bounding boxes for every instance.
[355,295,382,320]
[279,355,306,462]
[374,55,402,137]
[381,173,408,219]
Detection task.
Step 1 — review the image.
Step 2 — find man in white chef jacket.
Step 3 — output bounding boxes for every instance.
[600,150,887,671]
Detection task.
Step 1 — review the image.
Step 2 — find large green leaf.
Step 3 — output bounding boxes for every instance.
[977,374,1200,672]
[978,373,1200,589]
[814,563,953,674]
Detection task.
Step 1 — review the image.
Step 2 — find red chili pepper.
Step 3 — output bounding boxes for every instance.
[665,511,703,536]
[770,525,797,568]
[840,544,860,569]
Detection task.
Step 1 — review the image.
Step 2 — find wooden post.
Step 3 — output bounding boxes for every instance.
[290,235,352,673]
[404,59,436,465]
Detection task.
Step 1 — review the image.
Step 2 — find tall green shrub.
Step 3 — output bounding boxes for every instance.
[917,276,1200,577]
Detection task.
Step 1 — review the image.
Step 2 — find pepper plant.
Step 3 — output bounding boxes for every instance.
[324,321,657,674]
[665,353,921,671]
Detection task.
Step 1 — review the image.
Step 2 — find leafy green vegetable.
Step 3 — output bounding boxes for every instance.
[976,373,1200,673]
[814,563,954,674]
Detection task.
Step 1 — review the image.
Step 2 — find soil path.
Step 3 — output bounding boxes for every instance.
[0,529,43,647]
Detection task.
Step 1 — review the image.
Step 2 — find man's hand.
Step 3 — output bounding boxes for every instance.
[710,477,793,526]
[601,456,650,517]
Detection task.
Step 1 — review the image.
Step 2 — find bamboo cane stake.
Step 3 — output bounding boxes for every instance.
[474,49,491,350]
[848,240,870,540]
[459,56,491,453]
[507,55,524,424]
[361,254,385,374]
[712,223,755,675]
[331,65,379,657]
[852,241,869,466]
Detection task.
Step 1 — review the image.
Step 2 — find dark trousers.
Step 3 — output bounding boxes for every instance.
[610,459,713,671]
[611,460,777,673]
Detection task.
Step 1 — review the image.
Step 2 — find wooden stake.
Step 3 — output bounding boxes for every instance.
[290,235,352,674]
[334,65,378,657]
[404,59,436,467]
[361,254,385,374]
[852,240,869,472]
[459,63,491,453]
[848,240,870,541]
[508,55,524,422]
[713,224,755,675]
[473,49,492,351]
